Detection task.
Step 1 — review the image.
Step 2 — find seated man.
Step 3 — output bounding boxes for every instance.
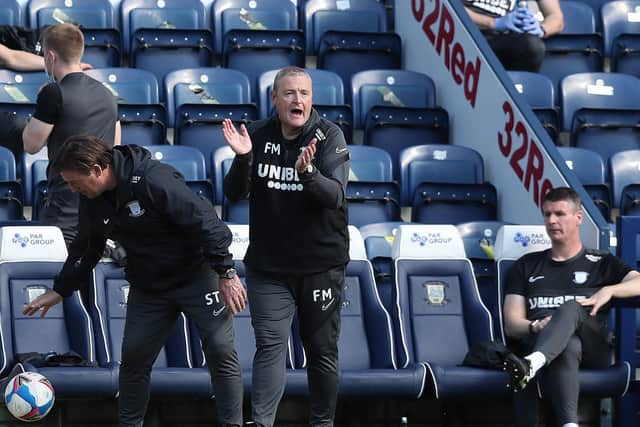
[503,187,640,427]
[464,0,564,71]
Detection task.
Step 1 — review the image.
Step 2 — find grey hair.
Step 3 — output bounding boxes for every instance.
[272,66,310,93]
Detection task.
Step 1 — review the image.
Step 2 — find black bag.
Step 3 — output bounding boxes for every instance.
[16,351,98,368]
[462,340,513,369]
[0,26,40,54]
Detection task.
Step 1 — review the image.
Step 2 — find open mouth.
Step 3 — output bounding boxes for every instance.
[290,108,304,117]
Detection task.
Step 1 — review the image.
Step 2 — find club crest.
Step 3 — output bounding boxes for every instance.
[572,271,589,285]
[127,200,145,217]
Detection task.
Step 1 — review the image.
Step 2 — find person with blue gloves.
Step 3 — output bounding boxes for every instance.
[464,0,564,71]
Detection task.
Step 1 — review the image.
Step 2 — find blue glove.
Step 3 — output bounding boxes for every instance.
[493,8,526,33]
[521,15,544,37]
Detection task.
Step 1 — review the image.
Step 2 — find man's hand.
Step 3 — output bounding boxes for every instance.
[521,13,544,37]
[22,290,62,317]
[579,287,614,316]
[222,118,252,155]
[493,9,526,33]
[219,276,247,315]
[530,315,552,333]
[295,138,317,174]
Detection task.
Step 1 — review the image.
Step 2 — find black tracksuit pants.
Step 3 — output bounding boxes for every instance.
[514,300,611,426]
[119,268,243,427]
[484,32,546,72]
[246,265,344,427]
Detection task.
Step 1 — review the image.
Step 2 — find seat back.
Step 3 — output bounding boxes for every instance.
[121,0,207,54]
[508,71,555,109]
[213,146,235,205]
[222,29,305,101]
[610,149,640,209]
[318,31,401,102]
[164,67,252,127]
[399,144,484,206]
[494,225,551,343]
[303,0,387,54]
[392,224,493,368]
[258,68,344,119]
[28,0,116,29]
[20,148,47,206]
[348,145,393,183]
[560,72,640,131]
[411,182,497,224]
[0,0,22,26]
[0,146,17,181]
[602,1,640,58]
[558,146,606,185]
[85,68,160,104]
[212,0,298,55]
[144,145,207,181]
[351,69,436,129]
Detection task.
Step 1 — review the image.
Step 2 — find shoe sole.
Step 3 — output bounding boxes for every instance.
[503,356,530,392]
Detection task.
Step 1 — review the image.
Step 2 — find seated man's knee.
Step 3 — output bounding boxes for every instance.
[521,35,545,70]
[556,300,582,317]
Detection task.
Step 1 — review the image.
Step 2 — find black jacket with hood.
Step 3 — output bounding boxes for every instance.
[53,145,234,297]
[224,108,350,274]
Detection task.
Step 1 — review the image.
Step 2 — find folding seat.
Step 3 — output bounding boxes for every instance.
[0,226,117,397]
[391,224,510,398]
[289,226,427,397]
[602,1,640,77]
[28,0,121,67]
[123,0,213,98]
[318,31,401,102]
[144,145,207,182]
[398,144,485,206]
[258,68,345,120]
[610,149,640,214]
[539,1,603,90]
[0,70,47,105]
[558,147,611,219]
[30,159,49,222]
[222,29,305,101]
[212,0,299,57]
[347,146,400,227]
[364,106,449,181]
[212,146,236,210]
[85,68,166,146]
[91,261,211,397]
[507,71,560,142]
[165,67,252,128]
[351,69,436,129]
[561,72,640,164]
[358,221,408,314]
[494,225,631,398]
[0,0,22,26]
[303,0,387,55]
[0,146,23,220]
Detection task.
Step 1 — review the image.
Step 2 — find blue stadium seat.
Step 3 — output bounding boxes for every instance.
[84,68,166,146]
[82,28,122,68]
[258,68,345,120]
[610,149,640,212]
[494,225,632,398]
[558,147,611,219]
[507,71,560,142]
[364,106,449,181]
[0,0,23,26]
[121,0,207,54]
[318,31,401,102]
[0,146,23,220]
[289,226,427,397]
[28,0,116,29]
[90,261,211,397]
[539,1,603,90]
[85,68,160,104]
[0,226,117,397]
[602,1,640,75]
[213,146,235,208]
[174,104,258,183]
[347,146,400,227]
[391,224,510,398]
[398,144,485,206]
[164,67,252,128]
[0,71,47,105]
[143,145,206,181]
[303,0,387,54]
[212,0,299,56]
[222,29,305,101]
[0,70,47,86]
[31,160,49,221]
[351,69,436,129]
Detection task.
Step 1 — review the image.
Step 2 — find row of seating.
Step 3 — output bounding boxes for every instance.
[0,222,630,405]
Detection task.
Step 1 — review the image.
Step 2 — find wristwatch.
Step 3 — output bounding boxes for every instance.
[220,267,237,279]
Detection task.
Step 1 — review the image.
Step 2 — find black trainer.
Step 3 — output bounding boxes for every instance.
[503,353,532,392]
